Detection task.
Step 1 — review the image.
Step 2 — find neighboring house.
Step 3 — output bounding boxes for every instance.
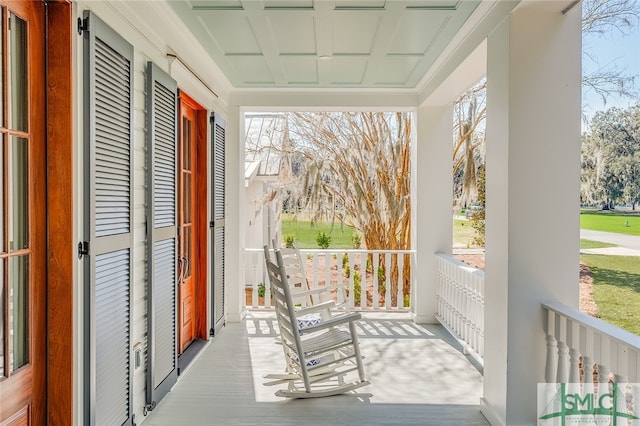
[244,113,285,285]
[0,1,584,425]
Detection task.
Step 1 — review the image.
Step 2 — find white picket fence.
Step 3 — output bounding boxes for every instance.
[544,302,640,389]
[435,253,485,365]
[243,248,415,311]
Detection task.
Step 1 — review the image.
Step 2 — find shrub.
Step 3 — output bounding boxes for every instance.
[283,233,297,248]
[316,231,331,249]
[257,283,266,298]
[345,265,351,278]
[404,294,410,308]
[353,270,362,305]
[351,233,362,249]
[342,252,349,268]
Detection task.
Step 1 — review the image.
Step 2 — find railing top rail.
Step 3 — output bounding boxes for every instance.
[244,247,416,254]
[543,301,640,351]
[435,252,485,278]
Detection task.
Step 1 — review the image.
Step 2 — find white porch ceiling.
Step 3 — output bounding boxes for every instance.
[167,0,481,89]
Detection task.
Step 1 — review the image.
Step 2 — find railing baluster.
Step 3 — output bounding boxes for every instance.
[337,252,345,306]
[311,253,319,293]
[568,320,581,384]
[397,253,404,310]
[556,315,569,383]
[324,251,331,301]
[252,251,259,308]
[545,310,558,383]
[385,252,392,309]
[372,253,379,310]
[348,252,355,309]
[351,252,367,309]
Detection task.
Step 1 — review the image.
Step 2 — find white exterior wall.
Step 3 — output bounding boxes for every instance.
[482,3,582,425]
[73,2,229,423]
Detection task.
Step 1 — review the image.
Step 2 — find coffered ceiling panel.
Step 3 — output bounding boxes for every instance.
[261,0,314,8]
[266,14,317,54]
[332,14,379,54]
[227,56,274,84]
[369,56,420,85]
[329,56,368,85]
[173,0,481,89]
[281,56,318,84]
[197,13,262,54]
[333,0,387,8]
[387,13,450,55]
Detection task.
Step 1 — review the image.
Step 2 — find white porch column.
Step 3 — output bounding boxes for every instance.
[413,104,453,323]
[482,3,581,425]
[225,106,246,322]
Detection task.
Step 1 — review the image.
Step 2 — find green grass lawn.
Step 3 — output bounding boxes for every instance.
[281,217,356,249]
[453,219,481,248]
[581,254,640,336]
[580,239,617,249]
[580,212,640,235]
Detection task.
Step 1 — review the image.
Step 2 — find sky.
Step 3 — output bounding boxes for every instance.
[582,15,640,122]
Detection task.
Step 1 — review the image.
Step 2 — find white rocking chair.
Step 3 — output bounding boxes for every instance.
[264,249,370,398]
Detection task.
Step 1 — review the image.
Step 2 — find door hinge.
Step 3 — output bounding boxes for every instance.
[77,241,90,259]
[77,17,89,36]
[143,401,156,416]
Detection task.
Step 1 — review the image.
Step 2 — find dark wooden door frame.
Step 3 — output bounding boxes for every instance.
[46,2,74,424]
[0,1,73,424]
[179,91,208,343]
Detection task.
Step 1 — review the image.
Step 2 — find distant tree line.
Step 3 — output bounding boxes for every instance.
[581,104,640,210]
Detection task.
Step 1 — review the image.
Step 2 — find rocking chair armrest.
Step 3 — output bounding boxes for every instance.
[295,300,336,316]
[299,312,362,333]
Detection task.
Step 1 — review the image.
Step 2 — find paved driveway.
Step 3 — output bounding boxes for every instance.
[580,229,640,254]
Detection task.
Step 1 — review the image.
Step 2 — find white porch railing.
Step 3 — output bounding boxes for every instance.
[435,253,485,365]
[243,248,415,311]
[543,302,640,394]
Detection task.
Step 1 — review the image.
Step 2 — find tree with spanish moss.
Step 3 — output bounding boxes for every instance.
[282,112,412,305]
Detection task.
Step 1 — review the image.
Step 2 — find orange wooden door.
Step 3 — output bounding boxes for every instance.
[178,99,196,353]
[0,2,46,425]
